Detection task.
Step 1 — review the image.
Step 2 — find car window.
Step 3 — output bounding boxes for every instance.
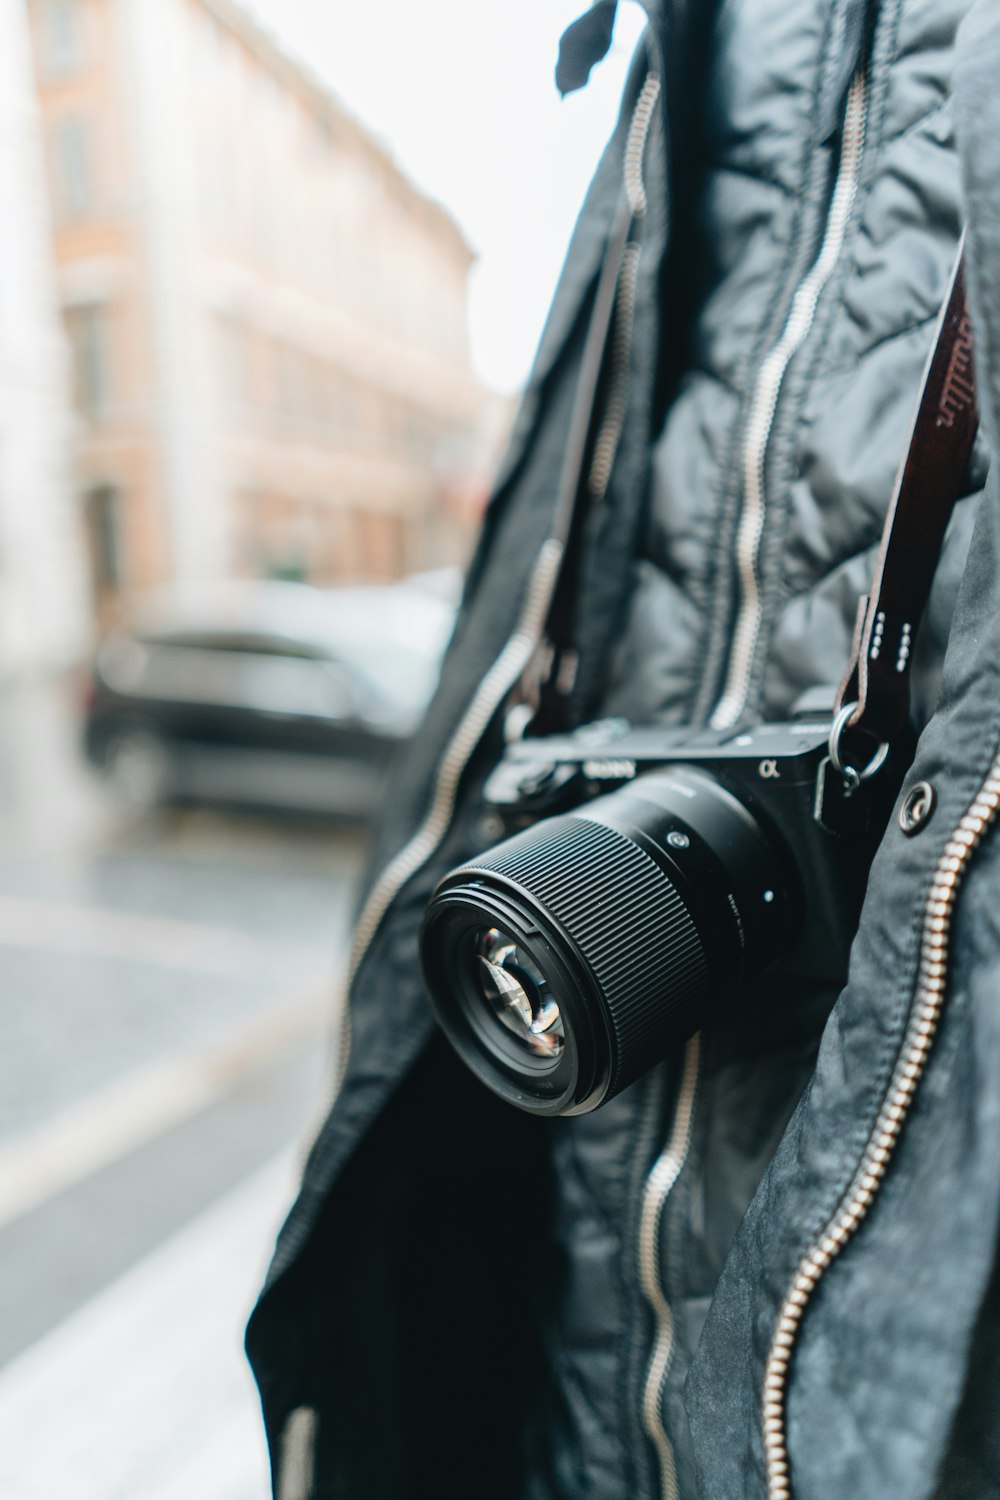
[102,636,366,721]
[138,630,325,660]
[103,596,448,723]
[128,644,253,706]
[234,653,361,719]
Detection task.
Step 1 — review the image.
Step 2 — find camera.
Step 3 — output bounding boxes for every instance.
[420,707,905,1116]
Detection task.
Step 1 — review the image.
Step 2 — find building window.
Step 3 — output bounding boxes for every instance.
[65,303,110,416]
[217,315,248,406]
[54,116,91,218]
[85,485,123,594]
[41,0,83,76]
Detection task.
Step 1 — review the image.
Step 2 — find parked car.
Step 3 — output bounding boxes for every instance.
[81,579,455,819]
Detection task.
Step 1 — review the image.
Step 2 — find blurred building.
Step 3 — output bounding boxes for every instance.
[0,0,90,674]
[26,0,500,625]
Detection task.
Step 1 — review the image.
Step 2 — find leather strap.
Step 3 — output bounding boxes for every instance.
[836,236,978,743]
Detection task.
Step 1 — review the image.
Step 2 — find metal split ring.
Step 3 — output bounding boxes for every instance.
[828,701,891,785]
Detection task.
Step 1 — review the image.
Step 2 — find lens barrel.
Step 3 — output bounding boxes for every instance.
[420,768,793,1115]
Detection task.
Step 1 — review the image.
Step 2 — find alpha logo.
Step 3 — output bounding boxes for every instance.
[937,312,975,429]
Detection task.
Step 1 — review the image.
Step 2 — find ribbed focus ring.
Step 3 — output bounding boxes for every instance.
[463,815,707,1099]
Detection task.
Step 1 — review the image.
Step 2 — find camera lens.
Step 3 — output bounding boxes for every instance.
[471,927,565,1060]
[421,767,794,1116]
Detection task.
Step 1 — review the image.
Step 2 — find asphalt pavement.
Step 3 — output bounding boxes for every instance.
[0,678,369,1499]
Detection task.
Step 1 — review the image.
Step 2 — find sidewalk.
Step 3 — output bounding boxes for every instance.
[0,1150,299,1500]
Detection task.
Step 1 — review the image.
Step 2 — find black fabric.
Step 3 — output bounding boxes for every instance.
[252,1039,557,1500]
[556,1,619,96]
[247,2,1000,1496]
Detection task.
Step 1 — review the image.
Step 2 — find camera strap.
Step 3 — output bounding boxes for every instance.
[834,236,979,752]
[516,177,642,737]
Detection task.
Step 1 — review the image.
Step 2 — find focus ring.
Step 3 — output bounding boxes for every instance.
[462,814,707,1100]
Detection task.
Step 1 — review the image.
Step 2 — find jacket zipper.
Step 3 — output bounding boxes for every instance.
[762,751,1000,1500]
[709,71,868,731]
[588,71,661,501]
[333,71,661,1090]
[637,1032,701,1500]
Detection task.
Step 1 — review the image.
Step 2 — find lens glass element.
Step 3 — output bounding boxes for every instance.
[471,927,564,1060]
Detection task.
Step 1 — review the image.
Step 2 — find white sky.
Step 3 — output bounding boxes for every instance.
[243,0,647,393]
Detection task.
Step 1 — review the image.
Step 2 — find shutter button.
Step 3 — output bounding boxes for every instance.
[899,780,936,835]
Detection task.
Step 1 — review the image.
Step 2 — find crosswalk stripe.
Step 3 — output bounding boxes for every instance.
[0,894,322,975]
[0,978,337,1229]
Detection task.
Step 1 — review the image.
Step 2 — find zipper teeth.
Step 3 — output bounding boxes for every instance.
[589,243,642,499]
[762,755,1000,1500]
[589,70,661,502]
[638,1033,701,1500]
[624,70,662,217]
[710,72,868,732]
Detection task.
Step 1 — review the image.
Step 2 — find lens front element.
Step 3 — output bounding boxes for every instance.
[473,927,565,1060]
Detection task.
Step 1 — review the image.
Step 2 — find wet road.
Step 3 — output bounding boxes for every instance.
[0,679,369,1499]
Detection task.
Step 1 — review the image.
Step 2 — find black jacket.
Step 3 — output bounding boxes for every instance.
[247,2,1000,1496]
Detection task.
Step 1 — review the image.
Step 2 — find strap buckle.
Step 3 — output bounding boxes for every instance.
[828,701,890,791]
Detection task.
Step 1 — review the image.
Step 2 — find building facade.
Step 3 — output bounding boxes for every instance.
[0,0,90,674]
[27,0,497,627]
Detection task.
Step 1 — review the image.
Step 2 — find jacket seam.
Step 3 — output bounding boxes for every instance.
[818,304,937,380]
[774,483,982,609]
[882,89,951,149]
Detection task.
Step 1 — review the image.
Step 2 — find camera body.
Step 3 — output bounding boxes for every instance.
[482,714,890,983]
[420,711,905,1116]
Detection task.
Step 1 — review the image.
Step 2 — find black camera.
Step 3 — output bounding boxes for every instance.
[420,708,905,1116]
